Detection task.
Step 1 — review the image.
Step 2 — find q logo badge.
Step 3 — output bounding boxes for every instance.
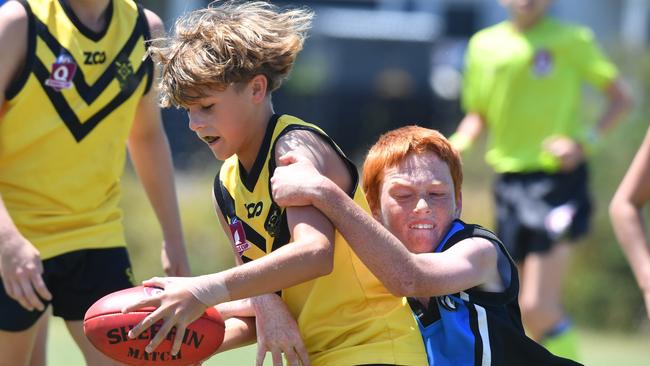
[45,53,77,91]
[532,48,553,77]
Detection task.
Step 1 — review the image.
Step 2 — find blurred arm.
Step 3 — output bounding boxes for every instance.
[609,127,650,318]
[0,1,52,312]
[126,9,190,277]
[271,155,497,298]
[594,78,632,136]
[312,177,496,297]
[450,112,486,153]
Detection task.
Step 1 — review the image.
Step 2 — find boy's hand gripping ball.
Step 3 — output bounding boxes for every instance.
[83,286,225,366]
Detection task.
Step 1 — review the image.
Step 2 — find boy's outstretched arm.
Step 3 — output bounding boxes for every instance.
[212,189,311,366]
[123,130,347,356]
[271,153,498,298]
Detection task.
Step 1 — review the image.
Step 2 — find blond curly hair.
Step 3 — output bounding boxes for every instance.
[149,1,314,107]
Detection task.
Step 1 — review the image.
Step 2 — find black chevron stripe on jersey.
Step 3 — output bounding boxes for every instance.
[34,16,146,105]
[33,58,147,142]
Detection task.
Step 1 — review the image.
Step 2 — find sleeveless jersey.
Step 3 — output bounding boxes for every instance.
[409,220,581,366]
[215,114,427,366]
[0,0,153,259]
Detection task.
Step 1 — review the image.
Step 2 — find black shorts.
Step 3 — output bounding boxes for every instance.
[0,247,134,331]
[493,163,593,262]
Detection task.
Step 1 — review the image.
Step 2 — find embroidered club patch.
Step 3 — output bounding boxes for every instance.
[532,48,553,77]
[229,219,250,255]
[45,53,77,91]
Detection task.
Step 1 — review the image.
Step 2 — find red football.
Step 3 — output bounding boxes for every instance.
[83,286,225,366]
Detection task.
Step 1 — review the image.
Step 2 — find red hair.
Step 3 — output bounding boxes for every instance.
[362,126,463,213]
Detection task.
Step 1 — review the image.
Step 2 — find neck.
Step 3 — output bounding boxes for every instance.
[512,14,544,32]
[238,101,275,172]
[65,0,111,32]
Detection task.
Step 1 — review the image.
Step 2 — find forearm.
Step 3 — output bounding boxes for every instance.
[450,113,485,152]
[0,197,21,244]
[310,181,419,296]
[190,237,331,305]
[216,298,255,319]
[216,317,257,353]
[128,133,184,244]
[595,80,632,134]
[610,201,650,291]
[226,238,331,300]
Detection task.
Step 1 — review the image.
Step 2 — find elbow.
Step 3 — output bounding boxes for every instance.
[620,88,634,112]
[384,268,422,297]
[387,281,418,298]
[609,194,638,221]
[309,239,334,277]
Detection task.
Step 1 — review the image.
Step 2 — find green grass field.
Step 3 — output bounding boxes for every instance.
[47,316,649,365]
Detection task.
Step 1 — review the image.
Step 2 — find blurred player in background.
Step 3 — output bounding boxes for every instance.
[609,126,650,321]
[450,0,631,360]
[0,0,189,365]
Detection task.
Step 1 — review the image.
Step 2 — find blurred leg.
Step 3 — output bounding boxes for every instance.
[0,312,47,366]
[518,242,579,360]
[65,320,121,366]
[518,242,570,341]
[28,309,50,366]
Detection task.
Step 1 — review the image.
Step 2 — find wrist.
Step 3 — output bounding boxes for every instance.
[449,132,473,153]
[312,178,341,212]
[187,273,231,306]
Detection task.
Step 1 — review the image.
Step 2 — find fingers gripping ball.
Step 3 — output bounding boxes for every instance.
[83,286,225,366]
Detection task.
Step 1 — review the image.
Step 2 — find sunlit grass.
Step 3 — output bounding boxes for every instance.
[46,316,650,365]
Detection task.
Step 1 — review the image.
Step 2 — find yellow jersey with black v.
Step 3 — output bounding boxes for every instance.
[0,0,153,259]
[215,114,427,366]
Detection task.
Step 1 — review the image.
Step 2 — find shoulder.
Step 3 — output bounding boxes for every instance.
[0,1,28,34]
[466,22,510,57]
[275,128,334,170]
[547,18,597,45]
[0,1,29,84]
[469,22,508,44]
[448,223,501,254]
[142,7,165,38]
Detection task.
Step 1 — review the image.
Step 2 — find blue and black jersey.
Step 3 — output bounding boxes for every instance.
[409,220,582,366]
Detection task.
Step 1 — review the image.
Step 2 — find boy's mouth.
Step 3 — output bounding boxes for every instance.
[201,135,219,144]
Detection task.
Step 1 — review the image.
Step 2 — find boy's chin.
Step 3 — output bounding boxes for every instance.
[210,148,234,161]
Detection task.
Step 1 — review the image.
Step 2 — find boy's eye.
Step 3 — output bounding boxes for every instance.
[201,104,214,111]
[392,191,412,200]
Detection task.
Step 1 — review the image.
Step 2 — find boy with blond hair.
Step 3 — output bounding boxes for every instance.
[124,2,427,365]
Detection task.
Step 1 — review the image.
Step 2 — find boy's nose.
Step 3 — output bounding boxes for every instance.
[188,115,203,132]
[414,197,432,214]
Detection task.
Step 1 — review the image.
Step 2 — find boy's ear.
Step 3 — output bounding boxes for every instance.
[249,74,268,103]
[454,190,462,219]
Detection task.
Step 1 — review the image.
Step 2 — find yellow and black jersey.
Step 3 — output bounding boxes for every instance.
[215,114,427,366]
[0,0,153,259]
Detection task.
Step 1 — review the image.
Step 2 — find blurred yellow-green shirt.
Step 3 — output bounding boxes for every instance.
[462,17,617,173]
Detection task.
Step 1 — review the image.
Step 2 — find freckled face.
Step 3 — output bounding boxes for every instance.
[185,84,256,161]
[375,151,461,254]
